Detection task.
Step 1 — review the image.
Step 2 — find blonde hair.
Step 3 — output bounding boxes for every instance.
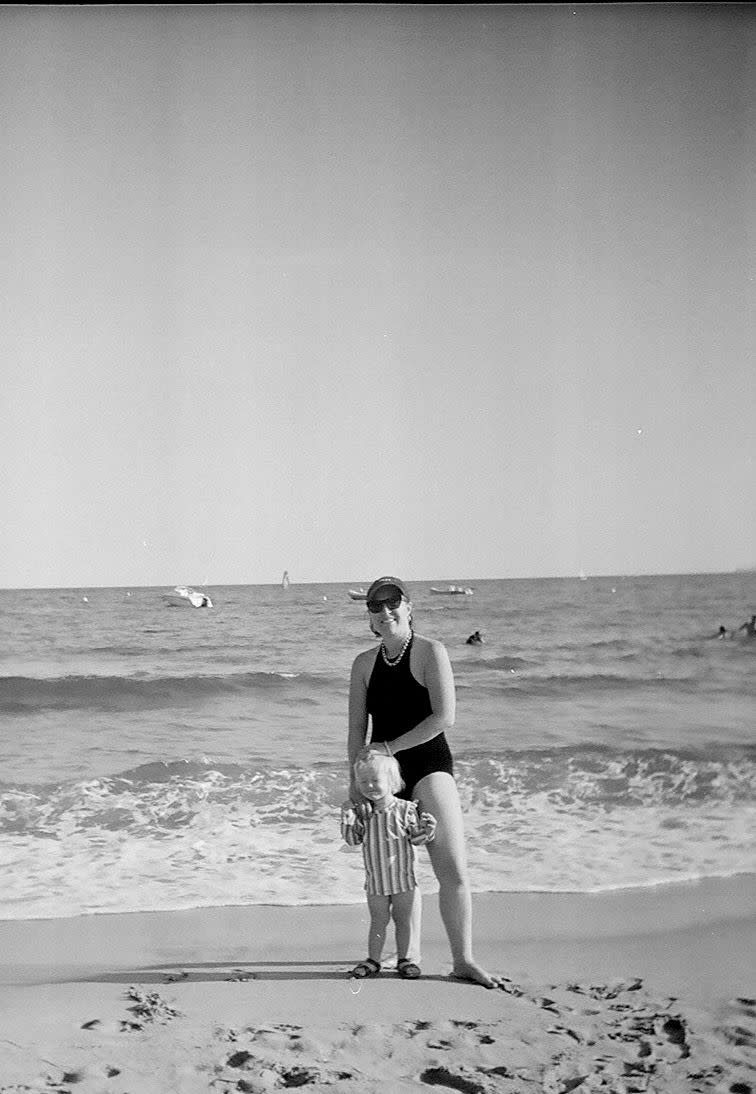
[354,751,404,795]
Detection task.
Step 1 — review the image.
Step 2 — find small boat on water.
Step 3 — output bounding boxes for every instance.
[282,570,290,589]
[162,585,213,609]
[348,588,367,600]
[430,584,474,596]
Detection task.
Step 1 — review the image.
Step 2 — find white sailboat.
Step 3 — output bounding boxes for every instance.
[282,570,290,589]
[162,585,213,608]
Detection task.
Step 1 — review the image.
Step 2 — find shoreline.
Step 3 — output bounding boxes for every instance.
[4,867,756,920]
[4,869,755,925]
[1,875,755,1002]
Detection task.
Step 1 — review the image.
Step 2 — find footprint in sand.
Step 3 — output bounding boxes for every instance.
[120,986,183,1029]
[718,998,756,1052]
[419,1066,486,1094]
[225,1048,354,1090]
[661,1015,687,1046]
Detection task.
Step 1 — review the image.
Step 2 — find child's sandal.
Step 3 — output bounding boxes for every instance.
[397,958,421,979]
[349,958,381,979]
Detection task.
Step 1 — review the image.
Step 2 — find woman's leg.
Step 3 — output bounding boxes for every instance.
[390,888,421,963]
[414,771,501,988]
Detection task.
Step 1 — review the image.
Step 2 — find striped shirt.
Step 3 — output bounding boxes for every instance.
[341,798,433,896]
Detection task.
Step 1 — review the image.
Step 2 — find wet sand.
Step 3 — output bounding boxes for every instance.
[1,878,754,1092]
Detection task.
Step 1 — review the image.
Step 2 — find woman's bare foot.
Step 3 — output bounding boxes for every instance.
[450,960,504,989]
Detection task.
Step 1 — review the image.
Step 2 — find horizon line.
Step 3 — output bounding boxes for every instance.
[1,569,752,593]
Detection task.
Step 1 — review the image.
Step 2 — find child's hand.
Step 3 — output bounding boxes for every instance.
[341,800,372,824]
[341,800,367,848]
[419,812,437,840]
[352,800,373,824]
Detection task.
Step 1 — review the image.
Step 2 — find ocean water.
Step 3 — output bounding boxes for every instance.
[1,574,754,920]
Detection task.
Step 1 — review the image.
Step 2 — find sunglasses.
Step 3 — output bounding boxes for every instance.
[366,593,404,614]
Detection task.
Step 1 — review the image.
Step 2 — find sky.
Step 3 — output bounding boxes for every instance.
[1,4,754,589]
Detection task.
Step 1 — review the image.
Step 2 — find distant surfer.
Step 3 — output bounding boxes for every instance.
[465,630,484,646]
[707,625,730,639]
[736,614,756,638]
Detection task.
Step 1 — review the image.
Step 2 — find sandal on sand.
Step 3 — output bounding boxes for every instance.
[397,958,421,979]
[350,958,381,979]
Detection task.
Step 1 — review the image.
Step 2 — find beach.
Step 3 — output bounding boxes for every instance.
[2,879,755,1092]
[2,576,754,1089]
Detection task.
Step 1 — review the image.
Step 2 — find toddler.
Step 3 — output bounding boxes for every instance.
[341,751,436,979]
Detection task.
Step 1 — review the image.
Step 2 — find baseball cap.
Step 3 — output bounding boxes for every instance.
[365,576,410,602]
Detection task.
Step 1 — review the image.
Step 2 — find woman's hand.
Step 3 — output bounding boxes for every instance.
[359,742,393,762]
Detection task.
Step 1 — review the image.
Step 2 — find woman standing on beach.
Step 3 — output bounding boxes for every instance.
[347,575,502,989]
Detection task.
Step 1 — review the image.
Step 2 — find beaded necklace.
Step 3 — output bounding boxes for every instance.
[380,629,412,667]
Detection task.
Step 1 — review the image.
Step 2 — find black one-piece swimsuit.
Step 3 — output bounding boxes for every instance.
[366,636,454,799]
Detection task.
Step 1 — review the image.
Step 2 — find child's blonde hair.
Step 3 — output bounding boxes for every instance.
[354,750,404,794]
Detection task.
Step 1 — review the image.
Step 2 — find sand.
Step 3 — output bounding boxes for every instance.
[1,878,755,1093]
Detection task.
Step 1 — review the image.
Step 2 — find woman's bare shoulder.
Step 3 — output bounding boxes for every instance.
[411,633,450,664]
[351,645,379,679]
[412,631,445,651]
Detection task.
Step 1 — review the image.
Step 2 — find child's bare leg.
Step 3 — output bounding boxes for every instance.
[366,894,391,965]
[391,888,421,964]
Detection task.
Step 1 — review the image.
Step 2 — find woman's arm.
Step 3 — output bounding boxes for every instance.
[347,652,371,799]
[387,638,455,755]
